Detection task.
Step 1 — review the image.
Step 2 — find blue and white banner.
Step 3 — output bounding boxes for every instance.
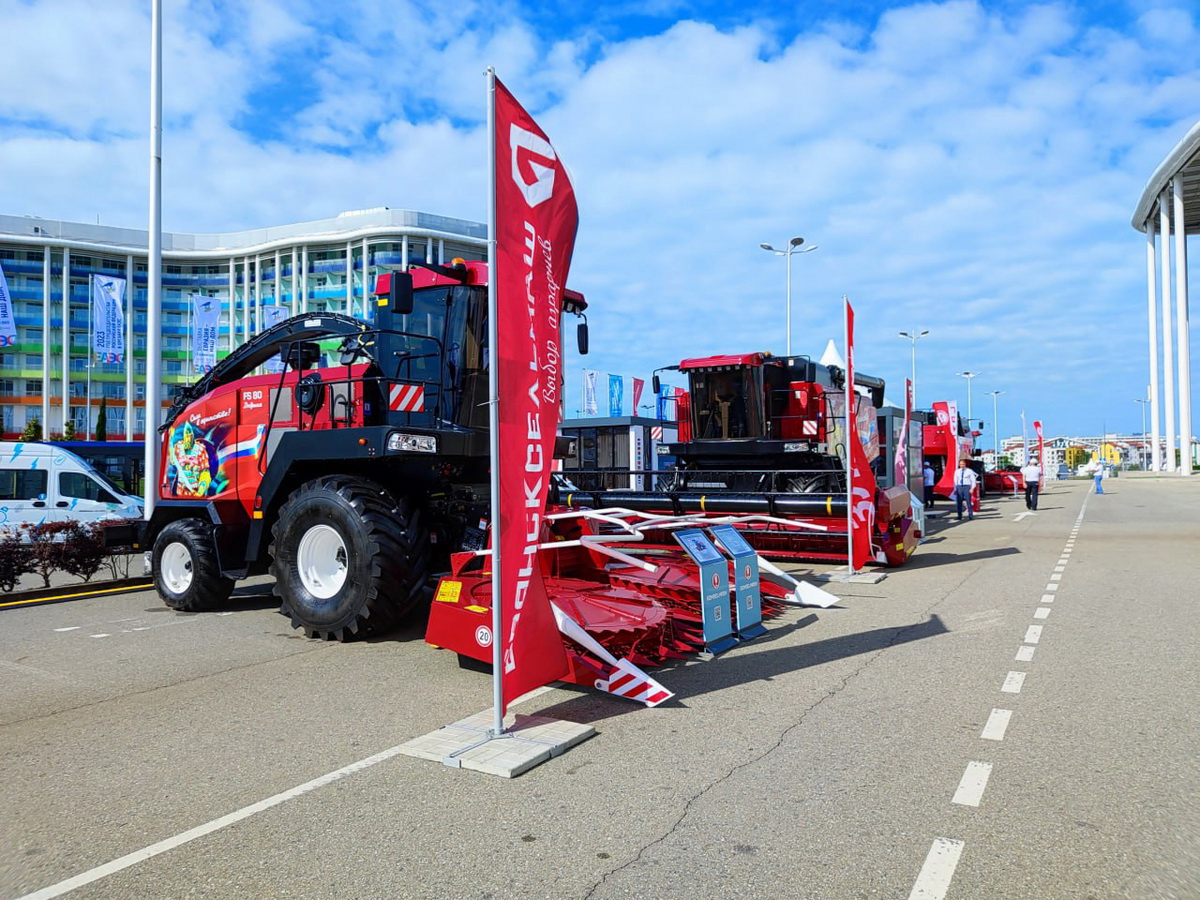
[91,274,126,363]
[191,294,220,374]
[582,369,599,416]
[0,263,16,347]
[656,383,672,420]
[262,305,290,374]
[608,374,623,417]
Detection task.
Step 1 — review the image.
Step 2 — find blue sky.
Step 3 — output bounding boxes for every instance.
[2,0,1198,439]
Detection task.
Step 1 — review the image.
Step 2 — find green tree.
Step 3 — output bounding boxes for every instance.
[19,417,43,442]
[96,399,108,442]
[62,420,77,441]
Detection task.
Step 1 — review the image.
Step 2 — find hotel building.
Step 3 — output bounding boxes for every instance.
[0,207,486,440]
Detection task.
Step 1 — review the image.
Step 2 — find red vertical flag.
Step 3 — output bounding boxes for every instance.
[844,299,875,571]
[632,377,645,413]
[492,76,576,711]
[895,377,913,489]
[1033,420,1045,489]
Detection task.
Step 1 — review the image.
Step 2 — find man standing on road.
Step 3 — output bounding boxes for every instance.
[923,461,936,507]
[1094,461,1105,494]
[954,458,978,521]
[1020,456,1042,510]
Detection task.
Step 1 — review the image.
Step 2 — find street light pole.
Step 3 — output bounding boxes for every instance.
[987,390,1004,466]
[760,237,817,356]
[958,370,981,423]
[898,329,929,407]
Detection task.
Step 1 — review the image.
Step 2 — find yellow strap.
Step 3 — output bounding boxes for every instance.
[700,495,707,513]
[826,496,832,515]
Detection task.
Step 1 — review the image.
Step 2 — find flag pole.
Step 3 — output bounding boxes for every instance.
[485,66,505,738]
[844,294,854,576]
[145,0,162,517]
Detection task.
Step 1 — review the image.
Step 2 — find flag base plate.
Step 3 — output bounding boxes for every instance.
[399,710,595,778]
[816,568,887,585]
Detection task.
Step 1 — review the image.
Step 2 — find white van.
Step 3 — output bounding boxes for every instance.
[0,442,144,535]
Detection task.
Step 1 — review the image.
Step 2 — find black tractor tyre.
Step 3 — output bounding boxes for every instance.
[269,476,431,641]
[152,518,236,611]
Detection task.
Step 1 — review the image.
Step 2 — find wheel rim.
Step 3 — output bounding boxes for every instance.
[297,524,348,600]
[161,542,194,595]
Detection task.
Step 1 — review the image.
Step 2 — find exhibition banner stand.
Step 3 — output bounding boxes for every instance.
[674,529,738,655]
[709,524,767,641]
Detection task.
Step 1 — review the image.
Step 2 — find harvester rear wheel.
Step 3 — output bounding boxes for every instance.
[152,518,235,611]
[270,476,430,641]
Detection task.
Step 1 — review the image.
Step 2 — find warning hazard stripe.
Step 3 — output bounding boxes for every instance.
[389,383,425,412]
[801,420,818,436]
[603,664,673,706]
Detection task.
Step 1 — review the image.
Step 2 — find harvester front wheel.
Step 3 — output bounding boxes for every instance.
[152,519,235,611]
[270,477,429,641]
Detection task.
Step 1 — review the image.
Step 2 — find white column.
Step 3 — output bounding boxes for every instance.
[61,247,70,435]
[1160,193,1177,471]
[125,254,134,439]
[290,245,298,315]
[362,237,369,316]
[41,246,50,434]
[254,255,262,334]
[1174,176,1192,475]
[227,256,235,353]
[274,248,281,315]
[1147,219,1161,471]
[301,245,309,313]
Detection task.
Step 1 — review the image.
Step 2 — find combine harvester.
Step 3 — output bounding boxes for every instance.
[558,351,920,568]
[141,262,827,706]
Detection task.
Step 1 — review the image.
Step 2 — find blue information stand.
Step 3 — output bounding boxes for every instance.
[674,528,737,655]
[709,524,767,640]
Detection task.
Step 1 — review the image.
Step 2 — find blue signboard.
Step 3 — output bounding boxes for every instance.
[674,528,737,655]
[709,524,766,640]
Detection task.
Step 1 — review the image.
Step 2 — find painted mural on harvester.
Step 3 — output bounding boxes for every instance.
[165,416,267,499]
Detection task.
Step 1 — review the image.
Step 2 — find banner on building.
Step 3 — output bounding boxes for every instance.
[491,73,577,712]
[261,305,290,374]
[91,274,126,363]
[191,294,221,374]
[608,374,623,417]
[0,263,16,347]
[582,369,599,416]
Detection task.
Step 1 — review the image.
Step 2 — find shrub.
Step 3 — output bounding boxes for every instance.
[0,533,31,592]
[57,522,107,583]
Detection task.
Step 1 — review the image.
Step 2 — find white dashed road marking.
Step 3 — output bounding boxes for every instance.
[1015,645,1035,662]
[952,762,993,807]
[1024,625,1043,644]
[908,837,965,900]
[1001,672,1026,693]
[1034,607,1051,620]
[981,709,1013,741]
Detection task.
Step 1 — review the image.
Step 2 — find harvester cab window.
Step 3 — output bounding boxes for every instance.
[692,367,763,440]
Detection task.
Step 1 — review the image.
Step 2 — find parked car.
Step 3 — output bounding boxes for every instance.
[0,442,143,535]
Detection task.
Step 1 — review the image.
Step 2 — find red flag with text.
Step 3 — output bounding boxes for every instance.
[895,378,912,489]
[932,400,960,497]
[1033,420,1045,488]
[494,77,576,711]
[845,299,876,571]
[632,377,644,413]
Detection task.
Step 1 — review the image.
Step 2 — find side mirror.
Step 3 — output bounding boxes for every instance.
[652,375,661,395]
[576,321,589,355]
[388,272,414,315]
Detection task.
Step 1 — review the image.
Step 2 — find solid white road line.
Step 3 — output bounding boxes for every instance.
[982,709,1013,741]
[952,761,993,807]
[1034,607,1051,620]
[1024,625,1043,644]
[908,837,965,900]
[16,744,412,900]
[1001,672,1026,693]
[1015,645,1036,662]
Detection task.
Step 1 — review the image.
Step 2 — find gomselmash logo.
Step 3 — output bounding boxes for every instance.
[510,125,557,208]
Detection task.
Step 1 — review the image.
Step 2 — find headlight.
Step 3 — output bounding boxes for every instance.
[387,432,438,453]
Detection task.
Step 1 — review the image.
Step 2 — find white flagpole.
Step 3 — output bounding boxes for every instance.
[844,295,854,575]
[485,66,505,738]
[145,0,162,516]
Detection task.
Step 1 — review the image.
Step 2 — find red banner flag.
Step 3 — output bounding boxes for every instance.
[632,377,644,413]
[492,75,576,711]
[895,378,912,489]
[932,400,960,498]
[1033,420,1045,488]
[844,299,875,571]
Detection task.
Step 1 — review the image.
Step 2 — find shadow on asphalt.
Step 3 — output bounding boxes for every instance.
[903,546,1021,568]
[532,613,950,721]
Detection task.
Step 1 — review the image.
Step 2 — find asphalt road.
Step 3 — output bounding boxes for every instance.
[1,476,1197,899]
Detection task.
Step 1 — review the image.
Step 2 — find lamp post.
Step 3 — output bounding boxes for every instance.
[760,237,817,356]
[957,370,981,423]
[897,329,929,407]
[987,390,1004,466]
[1134,398,1149,469]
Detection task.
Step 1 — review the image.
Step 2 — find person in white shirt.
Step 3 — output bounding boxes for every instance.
[1020,457,1042,510]
[953,458,979,521]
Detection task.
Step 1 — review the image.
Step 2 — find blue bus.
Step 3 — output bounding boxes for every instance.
[50,441,145,497]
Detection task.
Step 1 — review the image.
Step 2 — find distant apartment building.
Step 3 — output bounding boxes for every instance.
[0,207,485,440]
